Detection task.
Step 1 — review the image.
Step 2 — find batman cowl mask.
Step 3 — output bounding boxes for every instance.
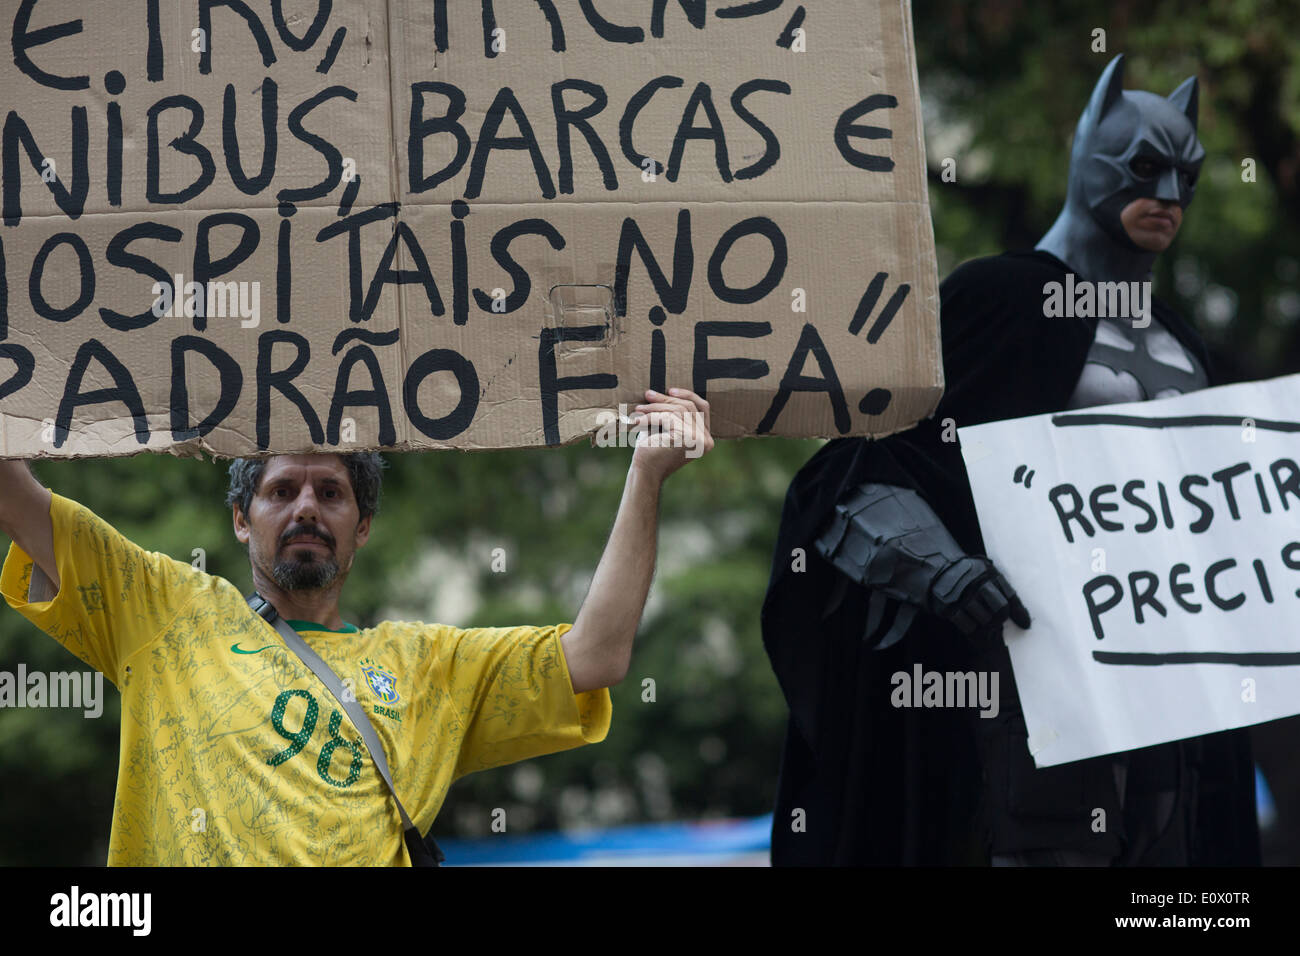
[1037,54,1205,283]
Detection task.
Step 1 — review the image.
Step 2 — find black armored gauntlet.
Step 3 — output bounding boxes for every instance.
[814,483,1031,648]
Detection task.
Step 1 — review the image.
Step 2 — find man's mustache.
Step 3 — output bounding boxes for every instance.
[280,526,335,549]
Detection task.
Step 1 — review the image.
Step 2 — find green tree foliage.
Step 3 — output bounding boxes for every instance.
[916,0,1300,383]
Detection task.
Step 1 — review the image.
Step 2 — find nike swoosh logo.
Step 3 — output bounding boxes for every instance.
[231,642,277,655]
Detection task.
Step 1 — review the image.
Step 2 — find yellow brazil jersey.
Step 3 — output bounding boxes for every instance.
[0,492,612,866]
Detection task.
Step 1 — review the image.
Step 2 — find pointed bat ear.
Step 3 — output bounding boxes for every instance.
[1087,53,1127,123]
[1168,75,1199,129]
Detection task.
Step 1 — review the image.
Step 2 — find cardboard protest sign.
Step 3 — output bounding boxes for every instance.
[960,374,1300,767]
[0,0,942,459]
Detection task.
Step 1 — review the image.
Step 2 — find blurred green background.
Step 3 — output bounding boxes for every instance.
[3,0,1299,864]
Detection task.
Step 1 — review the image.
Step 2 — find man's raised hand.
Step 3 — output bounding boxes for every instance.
[629,387,714,483]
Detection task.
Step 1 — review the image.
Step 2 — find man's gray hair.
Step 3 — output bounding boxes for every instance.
[225,453,387,521]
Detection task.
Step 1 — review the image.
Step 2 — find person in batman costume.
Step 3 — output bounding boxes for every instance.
[761,54,1261,866]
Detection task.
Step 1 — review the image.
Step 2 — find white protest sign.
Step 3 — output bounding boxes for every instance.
[961,374,1300,767]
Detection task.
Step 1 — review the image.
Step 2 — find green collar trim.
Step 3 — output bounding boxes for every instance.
[286,619,359,634]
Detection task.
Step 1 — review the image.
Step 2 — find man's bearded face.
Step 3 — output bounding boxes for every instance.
[234,455,370,594]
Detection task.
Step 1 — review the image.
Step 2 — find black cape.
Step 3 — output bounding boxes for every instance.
[761,250,1260,865]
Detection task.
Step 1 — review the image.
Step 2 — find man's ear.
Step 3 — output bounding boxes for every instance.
[233,505,250,545]
[355,514,372,549]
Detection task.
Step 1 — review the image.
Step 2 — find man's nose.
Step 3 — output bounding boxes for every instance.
[292,487,320,521]
[1153,167,1181,203]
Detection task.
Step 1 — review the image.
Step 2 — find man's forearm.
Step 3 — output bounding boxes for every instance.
[563,464,662,693]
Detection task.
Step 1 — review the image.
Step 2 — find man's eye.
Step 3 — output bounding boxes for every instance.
[1130,158,1161,178]
[1181,168,1199,187]
[274,488,289,497]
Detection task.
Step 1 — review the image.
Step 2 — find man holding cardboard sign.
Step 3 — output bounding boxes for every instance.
[2,0,947,868]
[0,386,712,865]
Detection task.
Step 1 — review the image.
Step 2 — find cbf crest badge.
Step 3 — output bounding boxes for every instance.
[359,658,400,704]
